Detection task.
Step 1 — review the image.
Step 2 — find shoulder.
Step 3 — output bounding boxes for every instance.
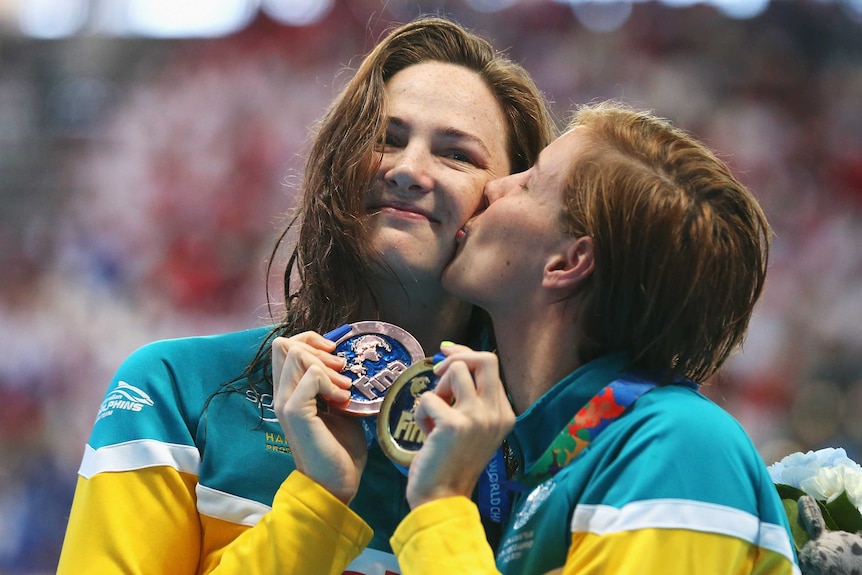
[621,385,765,473]
[89,326,274,447]
[626,383,750,445]
[119,326,274,373]
[110,324,274,407]
[109,326,274,400]
[586,384,772,508]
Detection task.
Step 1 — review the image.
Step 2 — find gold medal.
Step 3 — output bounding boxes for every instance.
[377,358,440,467]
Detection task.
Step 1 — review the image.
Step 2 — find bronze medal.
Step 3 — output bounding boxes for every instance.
[329,321,425,416]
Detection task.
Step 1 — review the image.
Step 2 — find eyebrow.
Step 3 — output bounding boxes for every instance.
[388,117,494,158]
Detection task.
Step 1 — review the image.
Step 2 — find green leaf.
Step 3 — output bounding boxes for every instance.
[775,483,806,501]
[782,498,809,552]
[824,491,862,532]
[816,499,841,531]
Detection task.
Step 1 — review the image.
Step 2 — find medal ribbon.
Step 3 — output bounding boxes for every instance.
[514,377,662,490]
[478,448,510,524]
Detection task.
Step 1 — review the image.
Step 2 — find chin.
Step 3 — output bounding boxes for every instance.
[373,227,435,252]
[373,253,444,286]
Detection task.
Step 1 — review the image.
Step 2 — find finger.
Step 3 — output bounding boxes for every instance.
[274,340,350,386]
[427,364,514,443]
[433,361,480,408]
[431,341,480,377]
[463,353,504,402]
[287,363,351,414]
[433,351,500,395]
[304,364,351,405]
[413,391,452,435]
[288,346,351,391]
[274,346,350,407]
[273,334,346,372]
[273,346,316,408]
[433,355,512,436]
[293,329,344,350]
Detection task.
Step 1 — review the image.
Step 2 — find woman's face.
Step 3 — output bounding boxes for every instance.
[365,61,511,285]
[442,128,581,312]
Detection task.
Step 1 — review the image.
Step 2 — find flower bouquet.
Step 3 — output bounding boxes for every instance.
[768,447,862,571]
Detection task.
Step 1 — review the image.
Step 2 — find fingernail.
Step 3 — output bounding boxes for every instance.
[431,352,446,365]
[440,340,454,347]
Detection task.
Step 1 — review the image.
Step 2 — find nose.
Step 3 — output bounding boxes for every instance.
[384,145,434,194]
[483,174,510,204]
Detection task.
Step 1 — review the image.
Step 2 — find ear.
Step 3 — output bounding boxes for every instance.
[542,236,594,290]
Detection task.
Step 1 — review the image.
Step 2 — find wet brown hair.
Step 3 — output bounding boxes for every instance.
[250,16,554,386]
[561,101,771,384]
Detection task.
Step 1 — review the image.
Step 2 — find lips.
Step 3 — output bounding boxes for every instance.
[456,211,483,243]
[369,200,438,223]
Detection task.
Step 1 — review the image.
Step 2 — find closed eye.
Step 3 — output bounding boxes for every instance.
[378,119,408,151]
[378,131,404,150]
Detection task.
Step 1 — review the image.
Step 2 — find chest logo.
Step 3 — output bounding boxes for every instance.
[512,479,557,530]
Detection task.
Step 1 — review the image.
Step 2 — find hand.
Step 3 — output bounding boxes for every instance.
[405,343,515,509]
[272,331,368,505]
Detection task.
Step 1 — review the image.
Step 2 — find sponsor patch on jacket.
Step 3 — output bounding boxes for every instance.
[96,381,155,421]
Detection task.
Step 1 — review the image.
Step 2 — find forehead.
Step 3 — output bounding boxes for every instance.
[542,128,584,167]
[533,128,584,190]
[386,61,497,111]
[385,62,508,145]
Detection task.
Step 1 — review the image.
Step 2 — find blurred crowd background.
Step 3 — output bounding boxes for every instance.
[1,0,861,572]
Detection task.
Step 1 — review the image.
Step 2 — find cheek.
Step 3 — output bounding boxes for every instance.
[451,181,488,222]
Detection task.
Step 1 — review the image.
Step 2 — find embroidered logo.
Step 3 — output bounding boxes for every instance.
[245,389,278,423]
[512,479,557,530]
[97,381,155,421]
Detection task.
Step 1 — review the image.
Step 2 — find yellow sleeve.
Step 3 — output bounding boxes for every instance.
[391,496,499,575]
[57,466,201,575]
[58,468,373,575]
[564,529,799,575]
[209,470,373,575]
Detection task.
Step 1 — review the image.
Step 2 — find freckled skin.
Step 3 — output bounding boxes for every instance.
[366,61,511,285]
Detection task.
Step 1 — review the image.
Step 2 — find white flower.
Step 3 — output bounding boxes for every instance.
[801,466,852,502]
[843,466,862,512]
[768,448,857,486]
[769,447,862,515]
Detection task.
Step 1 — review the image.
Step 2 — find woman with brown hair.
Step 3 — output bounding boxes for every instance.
[57,17,554,575]
[388,101,799,573]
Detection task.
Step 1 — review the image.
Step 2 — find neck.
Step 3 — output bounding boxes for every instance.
[490,299,582,415]
[359,276,475,357]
